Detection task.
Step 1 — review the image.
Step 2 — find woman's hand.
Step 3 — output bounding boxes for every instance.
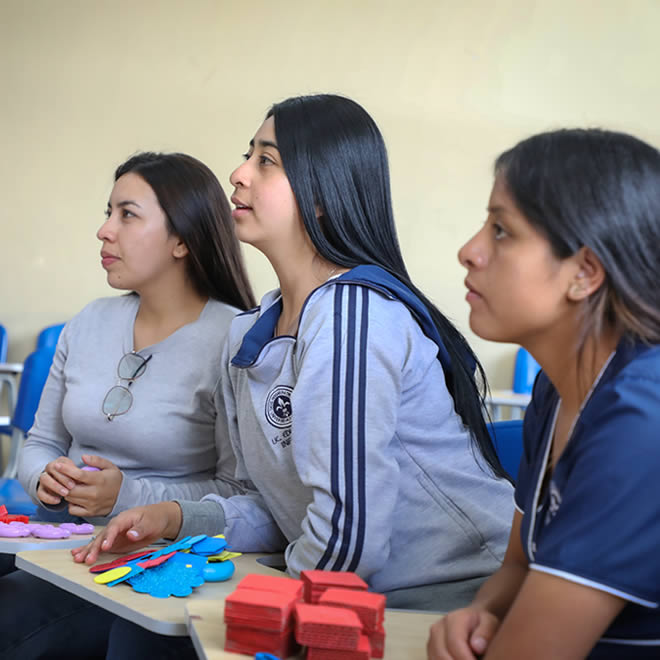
[64,455,123,517]
[37,456,79,505]
[427,607,500,660]
[71,501,183,565]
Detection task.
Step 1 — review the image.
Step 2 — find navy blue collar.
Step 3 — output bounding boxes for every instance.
[231,265,459,377]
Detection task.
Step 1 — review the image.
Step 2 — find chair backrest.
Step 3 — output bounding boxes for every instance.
[11,347,56,433]
[489,419,524,481]
[513,347,541,394]
[36,323,65,351]
[0,325,7,362]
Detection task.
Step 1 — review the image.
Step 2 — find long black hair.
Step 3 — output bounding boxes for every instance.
[268,94,507,480]
[495,129,660,348]
[115,152,255,310]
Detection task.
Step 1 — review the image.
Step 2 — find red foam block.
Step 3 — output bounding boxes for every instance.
[295,602,363,650]
[236,573,303,599]
[319,587,385,632]
[307,633,371,660]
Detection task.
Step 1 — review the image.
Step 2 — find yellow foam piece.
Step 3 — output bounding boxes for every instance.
[94,565,131,584]
[206,550,242,562]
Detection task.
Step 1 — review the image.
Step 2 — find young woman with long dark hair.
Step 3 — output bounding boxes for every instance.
[79,97,513,626]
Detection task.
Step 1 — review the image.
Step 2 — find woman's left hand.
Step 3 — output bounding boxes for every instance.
[64,455,123,517]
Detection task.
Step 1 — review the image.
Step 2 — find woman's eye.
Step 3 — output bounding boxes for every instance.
[493,222,508,240]
[121,209,135,219]
[259,155,274,166]
[104,208,111,219]
[241,152,250,161]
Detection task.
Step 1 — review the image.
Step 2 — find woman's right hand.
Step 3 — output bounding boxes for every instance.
[36,456,79,505]
[427,607,500,660]
[71,501,183,565]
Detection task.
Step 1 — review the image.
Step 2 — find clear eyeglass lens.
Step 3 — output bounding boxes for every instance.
[117,353,148,380]
[102,385,133,419]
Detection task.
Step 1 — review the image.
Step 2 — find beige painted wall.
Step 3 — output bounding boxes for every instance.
[2,0,659,387]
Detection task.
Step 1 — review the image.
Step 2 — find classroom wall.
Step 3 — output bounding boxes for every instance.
[2,0,659,387]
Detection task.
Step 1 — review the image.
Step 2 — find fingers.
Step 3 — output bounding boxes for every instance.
[428,618,477,660]
[468,612,500,656]
[71,535,104,564]
[36,480,63,505]
[47,457,81,485]
[427,609,499,660]
[81,454,117,471]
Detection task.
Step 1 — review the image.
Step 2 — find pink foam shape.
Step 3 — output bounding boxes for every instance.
[0,522,31,537]
[30,525,71,539]
[60,523,95,535]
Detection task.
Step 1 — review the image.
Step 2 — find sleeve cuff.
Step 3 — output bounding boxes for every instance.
[173,499,226,541]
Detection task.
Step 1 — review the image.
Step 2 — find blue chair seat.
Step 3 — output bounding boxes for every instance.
[489,419,524,482]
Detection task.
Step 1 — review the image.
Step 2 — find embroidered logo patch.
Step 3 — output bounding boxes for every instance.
[265,385,293,429]
[545,480,562,525]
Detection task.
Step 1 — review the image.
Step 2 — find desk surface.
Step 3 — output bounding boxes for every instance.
[16,548,283,636]
[0,527,99,554]
[186,599,439,660]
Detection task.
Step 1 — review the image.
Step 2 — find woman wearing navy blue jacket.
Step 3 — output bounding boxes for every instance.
[77,95,514,622]
[428,129,660,659]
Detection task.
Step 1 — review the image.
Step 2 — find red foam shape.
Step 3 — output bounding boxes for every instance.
[237,573,304,599]
[301,570,368,603]
[225,624,298,657]
[294,602,362,650]
[319,587,386,632]
[368,625,386,658]
[307,634,371,660]
[224,588,298,631]
[88,550,153,574]
[136,551,176,569]
[0,505,29,524]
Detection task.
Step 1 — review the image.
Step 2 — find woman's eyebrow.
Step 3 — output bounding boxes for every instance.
[249,138,280,151]
[107,200,142,209]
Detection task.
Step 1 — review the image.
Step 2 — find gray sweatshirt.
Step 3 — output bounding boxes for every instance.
[18,294,243,524]
[177,267,514,595]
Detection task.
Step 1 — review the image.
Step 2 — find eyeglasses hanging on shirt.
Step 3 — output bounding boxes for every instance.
[102,352,153,421]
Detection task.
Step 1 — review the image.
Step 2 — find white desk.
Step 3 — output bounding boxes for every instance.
[16,548,283,636]
[16,547,443,657]
[186,600,440,660]
[485,389,531,421]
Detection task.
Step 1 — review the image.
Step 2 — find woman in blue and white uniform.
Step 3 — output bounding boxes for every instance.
[428,129,660,659]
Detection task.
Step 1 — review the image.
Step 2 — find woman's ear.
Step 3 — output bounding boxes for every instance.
[172,239,189,260]
[567,247,605,301]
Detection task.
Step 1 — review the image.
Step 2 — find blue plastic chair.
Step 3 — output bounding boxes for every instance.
[1,347,57,501]
[489,419,524,482]
[0,325,7,363]
[36,323,65,351]
[513,348,541,394]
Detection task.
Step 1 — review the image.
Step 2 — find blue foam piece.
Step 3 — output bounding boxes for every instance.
[202,560,235,582]
[191,536,227,555]
[127,552,206,598]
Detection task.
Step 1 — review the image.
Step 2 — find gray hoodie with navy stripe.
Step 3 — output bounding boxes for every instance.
[177,266,514,595]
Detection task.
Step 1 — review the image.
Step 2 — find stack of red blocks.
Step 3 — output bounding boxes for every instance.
[300,569,368,604]
[223,571,387,658]
[223,574,303,657]
[318,588,386,658]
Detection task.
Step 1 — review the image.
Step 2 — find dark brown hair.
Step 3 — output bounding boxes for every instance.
[115,152,255,310]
